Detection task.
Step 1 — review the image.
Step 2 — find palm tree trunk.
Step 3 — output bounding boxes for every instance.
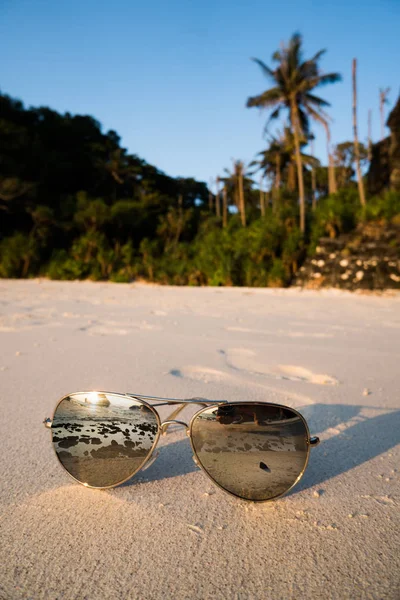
[311,140,317,210]
[324,122,337,195]
[352,59,366,208]
[238,166,246,226]
[291,100,306,233]
[223,185,228,227]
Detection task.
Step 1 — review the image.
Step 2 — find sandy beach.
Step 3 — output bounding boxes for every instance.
[0,280,399,599]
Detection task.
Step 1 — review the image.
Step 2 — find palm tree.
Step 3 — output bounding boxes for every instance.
[222,160,253,226]
[246,32,341,232]
[252,127,319,209]
[254,137,284,208]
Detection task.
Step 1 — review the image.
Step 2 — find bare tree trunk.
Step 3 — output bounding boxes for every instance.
[238,165,246,226]
[311,140,317,209]
[352,59,366,207]
[368,109,372,162]
[259,175,265,217]
[291,100,306,233]
[215,176,221,218]
[222,185,228,228]
[324,121,337,195]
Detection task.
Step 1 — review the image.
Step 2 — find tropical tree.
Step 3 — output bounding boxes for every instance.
[334,140,368,189]
[246,32,341,232]
[251,127,319,209]
[252,137,284,207]
[223,160,253,226]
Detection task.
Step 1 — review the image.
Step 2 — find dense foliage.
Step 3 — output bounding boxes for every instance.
[1,34,399,286]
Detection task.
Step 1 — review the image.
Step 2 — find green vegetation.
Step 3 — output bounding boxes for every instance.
[1,33,399,285]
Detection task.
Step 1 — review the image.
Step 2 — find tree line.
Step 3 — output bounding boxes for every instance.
[0,32,399,286]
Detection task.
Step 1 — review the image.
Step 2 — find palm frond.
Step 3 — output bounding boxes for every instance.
[305,93,331,108]
[306,105,329,127]
[301,154,321,168]
[246,87,283,108]
[308,48,327,64]
[263,106,283,136]
[297,107,310,137]
[251,58,276,80]
[315,72,342,86]
[272,49,282,62]
[288,32,303,76]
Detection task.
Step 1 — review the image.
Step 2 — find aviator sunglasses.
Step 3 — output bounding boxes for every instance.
[44,392,320,502]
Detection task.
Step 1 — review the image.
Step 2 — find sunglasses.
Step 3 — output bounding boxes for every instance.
[43,392,320,502]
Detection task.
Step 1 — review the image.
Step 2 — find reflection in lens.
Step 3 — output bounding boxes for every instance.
[52,393,159,487]
[191,403,309,501]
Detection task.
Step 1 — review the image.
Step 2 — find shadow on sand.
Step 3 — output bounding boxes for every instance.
[120,404,400,496]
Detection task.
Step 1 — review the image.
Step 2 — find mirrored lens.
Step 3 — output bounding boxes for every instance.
[191,403,309,501]
[52,393,159,488]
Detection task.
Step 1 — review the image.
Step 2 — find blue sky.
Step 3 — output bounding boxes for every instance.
[1,0,399,186]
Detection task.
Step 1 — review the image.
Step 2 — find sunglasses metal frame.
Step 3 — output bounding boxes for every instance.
[44,391,320,501]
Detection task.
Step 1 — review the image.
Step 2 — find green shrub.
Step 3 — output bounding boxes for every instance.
[0,233,40,278]
[364,191,400,222]
[268,258,287,287]
[309,189,359,253]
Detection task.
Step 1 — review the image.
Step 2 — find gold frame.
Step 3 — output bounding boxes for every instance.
[44,391,320,501]
[188,402,314,503]
[46,391,163,490]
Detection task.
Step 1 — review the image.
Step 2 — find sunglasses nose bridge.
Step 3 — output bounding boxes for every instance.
[160,420,189,436]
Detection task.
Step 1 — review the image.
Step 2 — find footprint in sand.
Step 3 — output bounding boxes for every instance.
[169,366,232,384]
[79,320,161,335]
[225,326,333,339]
[168,363,316,408]
[222,348,338,385]
[84,326,128,336]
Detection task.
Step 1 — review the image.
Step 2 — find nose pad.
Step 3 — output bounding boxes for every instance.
[142,451,160,471]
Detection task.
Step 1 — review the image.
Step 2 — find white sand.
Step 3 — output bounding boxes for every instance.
[0,280,399,599]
